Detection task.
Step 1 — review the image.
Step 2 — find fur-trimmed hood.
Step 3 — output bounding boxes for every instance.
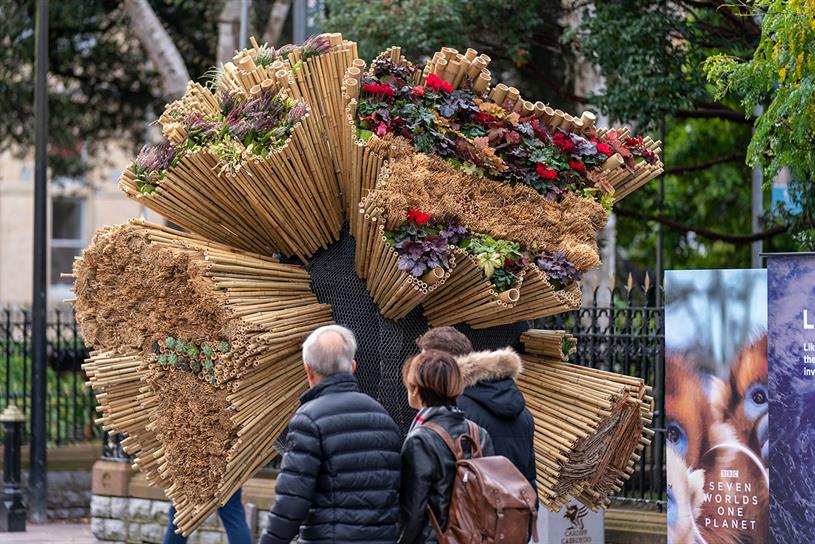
[455,347,523,388]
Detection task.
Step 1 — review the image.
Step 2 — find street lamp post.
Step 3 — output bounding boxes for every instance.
[30,0,49,524]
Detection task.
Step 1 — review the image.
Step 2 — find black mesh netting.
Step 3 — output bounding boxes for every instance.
[304,228,530,434]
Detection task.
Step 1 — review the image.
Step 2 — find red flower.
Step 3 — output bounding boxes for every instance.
[596,142,613,156]
[407,209,432,225]
[536,163,558,180]
[552,132,576,154]
[412,85,425,96]
[363,82,394,97]
[473,111,494,126]
[569,160,586,175]
[425,73,453,93]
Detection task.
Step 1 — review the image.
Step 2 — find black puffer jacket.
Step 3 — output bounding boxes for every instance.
[398,406,493,544]
[455,348,537,496]
[260,373,402,544]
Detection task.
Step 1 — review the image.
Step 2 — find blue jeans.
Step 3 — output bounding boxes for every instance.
[163,489,252,544]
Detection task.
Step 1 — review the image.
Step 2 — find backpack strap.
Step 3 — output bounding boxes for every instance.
[422,422,463,459]
[458,420,482,459]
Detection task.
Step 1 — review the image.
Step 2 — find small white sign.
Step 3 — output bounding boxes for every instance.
[535,499,604,544]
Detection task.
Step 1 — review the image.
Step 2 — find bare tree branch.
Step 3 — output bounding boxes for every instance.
[121,0,189,101]
[675,108,753,123]
[664,153,745,175]
[263,0,291,46]
[615,206,788,244]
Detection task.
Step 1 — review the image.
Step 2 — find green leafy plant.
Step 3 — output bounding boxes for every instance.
[704,0,815,249]
[460,234,526,292]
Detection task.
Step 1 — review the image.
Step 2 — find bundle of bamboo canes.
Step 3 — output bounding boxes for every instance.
[421,248,524,327]
[355,185,456,320]
[74,220,334,534]
[337,45,664,323]
[518,329,654,510]
[597,127,664,201]
[465,267,582,329]
[421,46,493,94]
[121,84,343,262]
[482,85,665,202]
[217,34,358,193]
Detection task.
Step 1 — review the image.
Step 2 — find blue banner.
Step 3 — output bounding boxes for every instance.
[768,254,815,543]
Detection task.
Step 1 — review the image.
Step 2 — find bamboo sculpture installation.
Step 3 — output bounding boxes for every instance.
[464,268,582,329]
[421,248,525,327]
[75,37,663,535]
[74,220,334,535]
[518,330,654,510]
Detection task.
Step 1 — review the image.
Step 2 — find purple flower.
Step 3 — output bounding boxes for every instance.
[184,113,220,143]
[134,142,177,173]
[301,35,332,58]
[394,235,450,277]
[536,251,582,286]
[441,221,468,245]
[287,100,308,123]
[220,92,240,116]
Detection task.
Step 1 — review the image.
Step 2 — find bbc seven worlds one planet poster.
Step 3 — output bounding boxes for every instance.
[666,269,768,544]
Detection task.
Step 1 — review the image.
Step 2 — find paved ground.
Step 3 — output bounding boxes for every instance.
[3,521,97,543]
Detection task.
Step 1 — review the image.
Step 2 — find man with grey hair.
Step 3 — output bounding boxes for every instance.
[260,325,402,544]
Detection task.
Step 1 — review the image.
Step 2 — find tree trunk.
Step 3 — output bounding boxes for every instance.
[263,0,291,46]
[122,0,189,101]
[218,0,243,65]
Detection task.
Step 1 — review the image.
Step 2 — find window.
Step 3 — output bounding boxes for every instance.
[50,197,85,286]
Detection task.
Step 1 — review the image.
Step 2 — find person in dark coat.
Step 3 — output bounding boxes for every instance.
[398,349,494,544]
[260,325,402,544]
[417,327,537,496]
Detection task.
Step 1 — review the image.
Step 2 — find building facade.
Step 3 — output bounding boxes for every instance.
[0,146,162,306]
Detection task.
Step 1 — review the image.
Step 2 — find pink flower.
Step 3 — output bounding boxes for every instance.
[412,85,425,96]
[426,73,453,93]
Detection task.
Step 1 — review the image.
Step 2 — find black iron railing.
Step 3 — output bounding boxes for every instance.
[539,282,666,508]
[0,308,98,445]
[1,289,666,506]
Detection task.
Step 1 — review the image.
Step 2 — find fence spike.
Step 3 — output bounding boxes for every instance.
[626,272,633,292]
[644,271,651,292]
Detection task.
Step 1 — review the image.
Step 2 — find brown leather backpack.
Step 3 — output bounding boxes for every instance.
[423,420,538,544]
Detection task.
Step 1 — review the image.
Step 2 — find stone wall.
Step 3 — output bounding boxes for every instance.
[91,495,269,544]
[20,469,92,520]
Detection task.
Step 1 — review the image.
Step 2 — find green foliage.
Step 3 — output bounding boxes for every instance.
[704,0,815,248]
[0,0,222,177]
[460,234,524,291]
[322,0,572,106]
[569,1,704,128]
[616,118,755,269]
[575,0,801,268]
